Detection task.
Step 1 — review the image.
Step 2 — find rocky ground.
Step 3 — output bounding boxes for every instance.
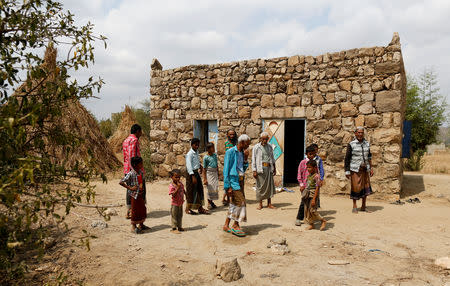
[34,172,450,285]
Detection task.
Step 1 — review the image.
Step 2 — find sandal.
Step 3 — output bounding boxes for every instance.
[390,200,404,205]
[359,208,372,213]
[231,228,246,237]
[198,208,210,215]
[140,225,150,230]
[187,210,198,215]
[134,228,143,234]
[406,198,415,204]
[413,197,421,203]
[352,208,358,213]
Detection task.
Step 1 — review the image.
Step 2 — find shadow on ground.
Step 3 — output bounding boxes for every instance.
[147,210,170,219]
[245,223,282,236]
[185,225,207,231]
[401,173,426,198]
[148,224,171,233]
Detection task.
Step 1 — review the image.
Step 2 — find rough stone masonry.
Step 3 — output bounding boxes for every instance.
[149,33,406,199]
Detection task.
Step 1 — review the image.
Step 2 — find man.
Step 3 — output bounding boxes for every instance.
[123,124,143,219]
[223,134,251,237]
[185,138,209,215]
[225,129,237,151]
[252,132,277,210]
[222,129,238,206]
[344,127,374,213]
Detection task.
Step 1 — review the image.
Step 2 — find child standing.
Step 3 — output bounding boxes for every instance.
[169,169,185,234]
[119,156,149,234]
[295,145,316,226]
[302,160,327,230]
[311,143,325,208]
[203,143,219,210]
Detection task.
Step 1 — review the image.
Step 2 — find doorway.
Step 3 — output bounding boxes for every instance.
[283,119,305,185]
[193,120,218,153]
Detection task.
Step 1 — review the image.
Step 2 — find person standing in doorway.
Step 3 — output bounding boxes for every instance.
[252,132,277,210]
[122,124,143,219]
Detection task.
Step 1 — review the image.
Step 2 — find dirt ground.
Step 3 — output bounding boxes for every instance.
[36,172,450,286]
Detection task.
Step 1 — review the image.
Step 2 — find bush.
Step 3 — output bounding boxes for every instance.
[141,146,155,181]
[404,150,424,171]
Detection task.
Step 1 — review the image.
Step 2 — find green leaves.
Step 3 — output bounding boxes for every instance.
[0,0,107,283]
[406,69,448,153]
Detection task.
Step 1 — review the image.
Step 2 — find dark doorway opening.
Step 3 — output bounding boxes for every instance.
[283,119,305,185]
[193,120,218,153]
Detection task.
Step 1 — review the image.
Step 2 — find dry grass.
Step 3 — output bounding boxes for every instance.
[108,105,149,153]
[421,148,450,174]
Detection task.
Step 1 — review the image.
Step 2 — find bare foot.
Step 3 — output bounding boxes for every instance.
[256,205,263,210]
[267,204,277,209]
[170,229,181,234]
[223,226,230,232]
[307,224,314,230]
[320,220,327,231]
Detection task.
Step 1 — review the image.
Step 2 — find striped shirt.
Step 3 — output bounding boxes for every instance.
[225,140,235,151]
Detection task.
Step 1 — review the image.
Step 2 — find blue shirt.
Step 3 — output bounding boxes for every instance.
[186,148,200,175]
[223,146,248,191]
[203,153,218,169]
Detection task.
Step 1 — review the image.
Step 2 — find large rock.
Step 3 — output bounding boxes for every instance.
[191,97,200,109]
[287,95,300,106]
[293,107,305,117]
[246,124,261,139]
[288,55,299,66]
[328,146,346,163]
[376,90,401,112]
[274,94,287,107]
[312,92,325,105]
[261,94,273,107]
[372,128,401,144]
[251,106,261,124]
[216,258,242,282]
[375,62,402,75]
[341,102,357,117]
[359,102,373,114]
[150,130,166,141]
[260,108,273,118]
[365,114,380,127]
[322,104,339,119]
[434,257,450,270]
[339,80,351,91]
[238,106,251,118]
[230,82,239,95]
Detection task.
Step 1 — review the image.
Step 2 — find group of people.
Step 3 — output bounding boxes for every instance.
[119,123,374,236]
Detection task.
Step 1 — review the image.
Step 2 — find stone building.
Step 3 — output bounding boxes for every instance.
[149,33,406,198]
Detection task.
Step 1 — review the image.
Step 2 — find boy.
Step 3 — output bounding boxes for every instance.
[203,142,219,209]
[311,143,325,208]
[119,156,149,234]
[295,145,316,226]
[169,169,185,234]
[303,160,327,230]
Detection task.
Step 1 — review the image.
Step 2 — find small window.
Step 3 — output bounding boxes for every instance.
[193,120,218,153]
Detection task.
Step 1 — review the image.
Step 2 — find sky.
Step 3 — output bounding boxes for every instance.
[60,0,450,120]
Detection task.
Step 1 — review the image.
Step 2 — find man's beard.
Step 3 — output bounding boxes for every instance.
[229,137,237,145]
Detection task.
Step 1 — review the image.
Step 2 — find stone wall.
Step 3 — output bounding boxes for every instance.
[149,33,406,199]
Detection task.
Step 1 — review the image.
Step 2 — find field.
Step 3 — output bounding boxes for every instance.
[422,149,450,175]
[30,172,450,285]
